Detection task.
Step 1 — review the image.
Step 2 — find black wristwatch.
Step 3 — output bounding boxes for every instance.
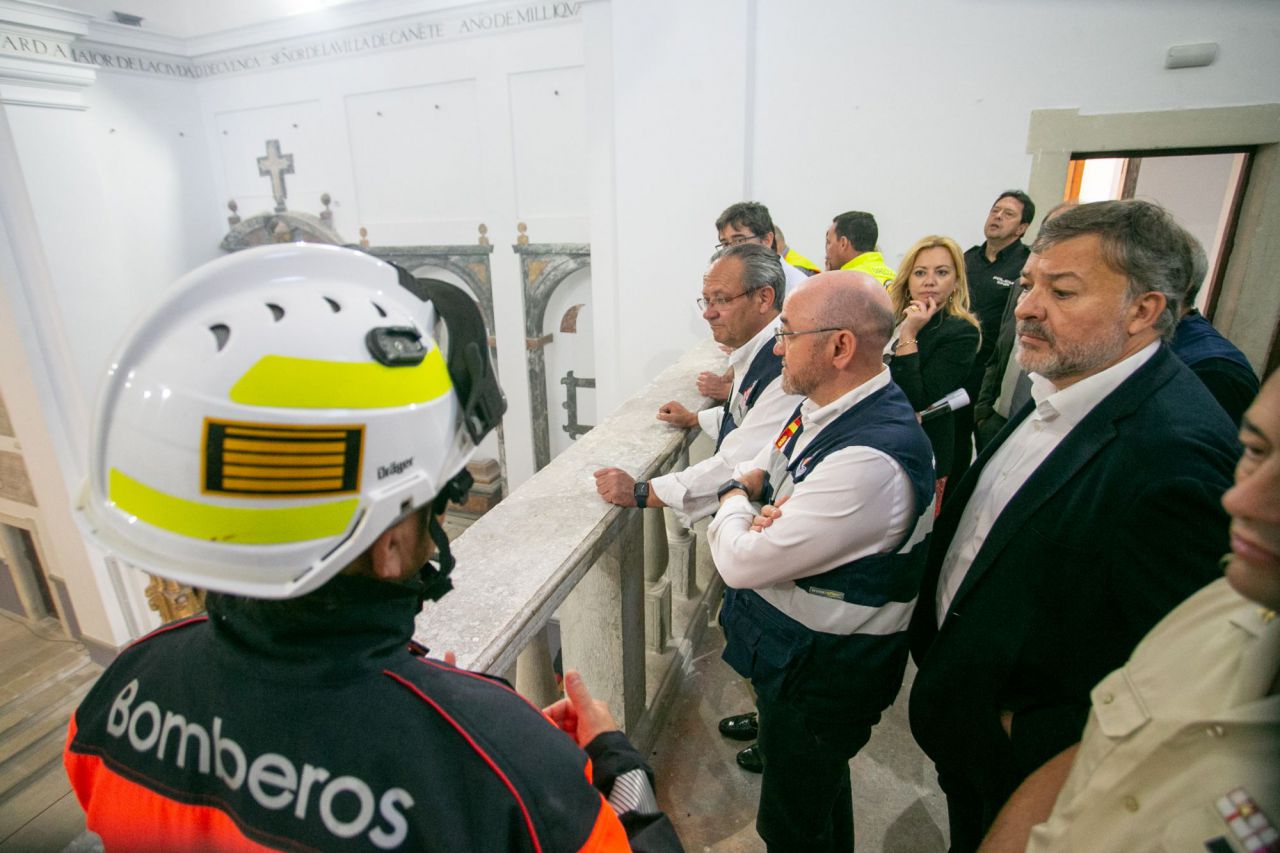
[633,480,650,509]
[717,479,749,501]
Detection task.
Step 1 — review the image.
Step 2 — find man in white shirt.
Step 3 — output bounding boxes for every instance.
[594,242,800,525]
[709,271,936,852]
[695,202,814,402]
[907,200,1240,852]
[594,243,803,770]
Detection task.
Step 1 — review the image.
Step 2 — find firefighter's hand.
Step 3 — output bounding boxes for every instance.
[543,671,619,748]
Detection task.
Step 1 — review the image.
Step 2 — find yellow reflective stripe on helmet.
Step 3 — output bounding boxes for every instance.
[109,469,358,545]
[229,346,452,409]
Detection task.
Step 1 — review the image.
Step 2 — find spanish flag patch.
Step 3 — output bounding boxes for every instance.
[774,414,802,450]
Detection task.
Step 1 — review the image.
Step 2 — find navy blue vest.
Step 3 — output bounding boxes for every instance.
[715,341,784,451]
[765,382,934,601]
[1171,311,1254,372]
[720,381,935,714]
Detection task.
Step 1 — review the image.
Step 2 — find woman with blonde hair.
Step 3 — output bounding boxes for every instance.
[887,235,981,499]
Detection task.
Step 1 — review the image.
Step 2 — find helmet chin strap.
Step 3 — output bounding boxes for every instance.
[418,513,455,603]
[416,468,475,603]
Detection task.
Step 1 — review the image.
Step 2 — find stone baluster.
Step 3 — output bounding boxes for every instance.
[663,442,699,600]
[514,632,560,708]
[558,511,646,733]
[643,502,672,653]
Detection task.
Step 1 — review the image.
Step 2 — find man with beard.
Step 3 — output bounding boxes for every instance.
[708,271,936,851]
[908,200,1240,852]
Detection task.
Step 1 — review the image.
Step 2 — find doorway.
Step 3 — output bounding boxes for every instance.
[1026,105,1280,377]
[1064,147,1252,323]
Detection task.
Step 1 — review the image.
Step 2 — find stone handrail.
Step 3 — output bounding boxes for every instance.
[413,339,724,738]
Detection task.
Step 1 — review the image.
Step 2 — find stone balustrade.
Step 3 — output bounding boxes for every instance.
[413,339,726,750]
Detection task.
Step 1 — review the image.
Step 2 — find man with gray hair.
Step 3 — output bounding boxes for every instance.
[594,242,800,523]
[709,271,936,851]
[908,200,1240,851]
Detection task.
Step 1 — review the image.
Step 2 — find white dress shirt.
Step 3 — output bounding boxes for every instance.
[651,317,801,526]
[708,368,922,637]
[935,341,1161,622]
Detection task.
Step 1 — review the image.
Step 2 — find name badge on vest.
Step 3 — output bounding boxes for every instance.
[794,453,815,480]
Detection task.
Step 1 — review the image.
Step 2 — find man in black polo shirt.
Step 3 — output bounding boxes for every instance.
[952,190,1035,486]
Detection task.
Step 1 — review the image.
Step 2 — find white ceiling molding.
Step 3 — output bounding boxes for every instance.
[0,0,91,38]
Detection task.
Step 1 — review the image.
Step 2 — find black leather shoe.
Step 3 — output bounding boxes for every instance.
[736,743,763,773]
[718,711,759,741]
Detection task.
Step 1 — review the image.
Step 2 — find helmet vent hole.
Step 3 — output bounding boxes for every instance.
[209,324,231,352]
[266,303,285,322]
[371,301,387,317]
[324,297,341,313]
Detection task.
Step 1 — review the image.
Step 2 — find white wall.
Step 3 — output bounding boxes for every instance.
[590,0,748,412]
[191,20,588,484]
[593,0,1280,405]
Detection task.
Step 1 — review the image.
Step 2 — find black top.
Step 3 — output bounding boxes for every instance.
[1170,310,1259,425]
[889,312,980,475]
[964,241,1030,365]
[909,345,1238,846]
[66,574,681,852]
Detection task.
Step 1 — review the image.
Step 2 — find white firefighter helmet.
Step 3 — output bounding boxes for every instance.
[76,242,504,599]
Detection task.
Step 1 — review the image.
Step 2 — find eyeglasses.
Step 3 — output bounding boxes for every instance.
[774,327,847,346]
[714,234,762,251]
[696,291,751,311]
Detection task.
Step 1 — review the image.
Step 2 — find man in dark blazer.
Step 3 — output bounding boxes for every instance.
[908,200,1240,852]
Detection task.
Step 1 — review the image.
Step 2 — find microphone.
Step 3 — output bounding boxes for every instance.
[919,389,970,423]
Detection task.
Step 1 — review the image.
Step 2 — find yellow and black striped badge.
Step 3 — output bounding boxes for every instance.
[203,419,364,498]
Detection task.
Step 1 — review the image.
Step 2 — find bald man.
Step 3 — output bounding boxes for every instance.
[709,272,937,852]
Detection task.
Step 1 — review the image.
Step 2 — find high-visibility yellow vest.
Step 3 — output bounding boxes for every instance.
[783,248,821,274]
[841,251,896,286]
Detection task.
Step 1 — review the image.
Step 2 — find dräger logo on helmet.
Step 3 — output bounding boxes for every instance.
[377,458,414,480]
[106,679,414,849]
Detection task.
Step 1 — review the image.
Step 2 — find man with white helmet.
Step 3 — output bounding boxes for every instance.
[64,244,681,851]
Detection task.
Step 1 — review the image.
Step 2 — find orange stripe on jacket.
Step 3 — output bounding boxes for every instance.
[64,716,291,853]
[576,792,633,852]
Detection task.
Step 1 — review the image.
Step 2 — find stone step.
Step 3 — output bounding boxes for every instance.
[0,646,92,722]
[0,666,97,768]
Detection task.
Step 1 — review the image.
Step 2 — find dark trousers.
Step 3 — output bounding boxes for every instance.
[935,765,985,853]
[755,693,878,853]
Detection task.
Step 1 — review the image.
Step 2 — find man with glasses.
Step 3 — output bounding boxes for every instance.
[697,203,808,404]
[708,271,936,851]
[596,241,803,774]
[716,201,811,291]
[594,243,799,528]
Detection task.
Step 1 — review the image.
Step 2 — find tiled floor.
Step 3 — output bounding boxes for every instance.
[649,614,950,852]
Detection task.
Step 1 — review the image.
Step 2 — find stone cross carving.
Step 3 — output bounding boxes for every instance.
[257,139,294,213]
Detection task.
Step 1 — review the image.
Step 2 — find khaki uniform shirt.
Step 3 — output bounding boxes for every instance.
[1028,578,1279,852]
